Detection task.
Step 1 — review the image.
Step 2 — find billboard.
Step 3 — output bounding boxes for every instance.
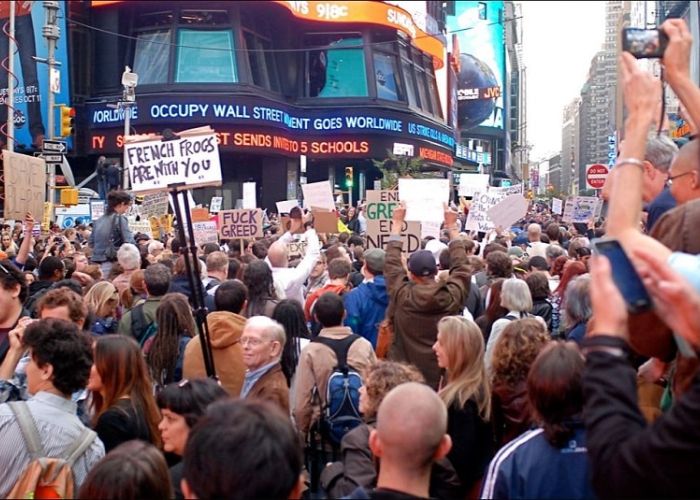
[447,1,505,130]
[0,2,71,149]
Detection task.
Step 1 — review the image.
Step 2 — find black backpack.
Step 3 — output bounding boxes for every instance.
[130,303,157,346]
[312,335,363,446]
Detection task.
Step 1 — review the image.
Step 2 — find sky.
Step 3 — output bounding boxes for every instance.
[521,1,606,160]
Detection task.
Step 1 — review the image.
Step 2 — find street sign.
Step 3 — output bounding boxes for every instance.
[42,139,67,153]
[586,164,609,190]
[43,154,63,163]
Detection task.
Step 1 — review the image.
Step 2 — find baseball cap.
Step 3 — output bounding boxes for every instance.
[363,248,385,275]
[408,250,438,277]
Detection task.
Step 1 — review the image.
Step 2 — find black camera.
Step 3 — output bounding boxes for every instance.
[622,28,669,59]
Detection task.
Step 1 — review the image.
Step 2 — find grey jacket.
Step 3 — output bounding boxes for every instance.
[89,213,135,262]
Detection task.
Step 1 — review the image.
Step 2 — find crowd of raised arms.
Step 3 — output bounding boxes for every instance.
[1,18,700,500]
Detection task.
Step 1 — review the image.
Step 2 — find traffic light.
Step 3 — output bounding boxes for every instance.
[60,106,75,137]
[345,166,353,188]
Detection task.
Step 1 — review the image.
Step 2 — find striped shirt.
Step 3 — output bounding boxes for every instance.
[0,391,105,496]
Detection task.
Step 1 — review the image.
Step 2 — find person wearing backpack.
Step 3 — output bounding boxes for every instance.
[0,319,105,497]
[88,190,135,278]
[293,292,376,440]
[118,263,171,343]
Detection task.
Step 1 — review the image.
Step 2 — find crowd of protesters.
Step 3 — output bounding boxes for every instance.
[0,18,699,500]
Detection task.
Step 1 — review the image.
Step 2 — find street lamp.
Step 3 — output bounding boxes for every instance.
[120,66,138,189]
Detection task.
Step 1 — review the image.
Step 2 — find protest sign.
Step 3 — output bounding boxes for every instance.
[2,151,46,220]
[552,198,563,215]
[276,199,299,215]
[311,209,338,234]
[465,184,523,231]
[398,178,450,223]
[128,219,152,236]
[421,220,442,239]
[243,182,257,209]
[458,174,490,197]
[563,196,599,223]
[302,181,335,211]
[191,207,210,223]
[219,209,263,239]
[287,236,308,263]
[487,194,528,229]
[90,200,105,221]
[209,196,223,213]
[124,130,222,193]
[193,220,219,246]
[365,190,421,253]
[140,192,169,219]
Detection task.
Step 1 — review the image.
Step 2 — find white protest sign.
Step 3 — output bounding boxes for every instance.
[302,181,335,211]
[487,194,529,229]
[563,196,600,223]
[398,178,450,223]
[128,219,152,235]
[2,151,46,220]
[124,131,221,193]
[458,173,490,197]
[465,184,523,231]
[552,198,563,215]
[562,198,574,221]
[365,190,421,253]
[140,192,169,219]
[209,196,223,213]
[90,200,105,221]
[243,182,257,209]
[193,220,219,246]
[276,199,299,215]
[421,220,442,239]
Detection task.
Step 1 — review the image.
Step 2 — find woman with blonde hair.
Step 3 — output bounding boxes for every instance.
[1,232,17,257]
[84,281,120,335]
[433,316,495,498]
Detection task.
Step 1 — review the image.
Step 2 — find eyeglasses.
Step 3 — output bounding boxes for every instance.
[239,336,266,347]
[668,170,694,185]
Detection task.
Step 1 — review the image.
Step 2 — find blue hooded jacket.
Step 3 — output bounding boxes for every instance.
[343,275,389,348]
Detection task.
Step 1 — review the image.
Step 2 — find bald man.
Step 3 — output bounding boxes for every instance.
[668,139,700,206]
[526,223,549,259]
[265,215,320,306]
[360,382,452,499]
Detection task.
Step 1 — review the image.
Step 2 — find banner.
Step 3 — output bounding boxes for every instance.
[125,130,222,193]
[398,178,450,223]
[465,184,523,231]
[365,190,421,253]
[2,151,46,220]
[219,209,263,239]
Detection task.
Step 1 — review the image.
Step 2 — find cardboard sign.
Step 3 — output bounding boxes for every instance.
[552,198,563,215]
[243,182,257,209]
[458,173,490,197]
[191,207,210,223]
[465,185,523,231]
[487,194,529,229]
[301,181,335,211]
[193,220,219,246]
[219,209,263,239]
[276,199,299,215]
[2,151,46,220]
[90,200,106,221]
[311,209,338,234]
[398,178,450,223]
[124,130,222,193]
[140,192,169,219]
[286,237,308,263]
[209,196,223,213]
[365,190,421,254]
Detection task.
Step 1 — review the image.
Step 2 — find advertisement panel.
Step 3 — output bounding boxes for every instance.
[447,1,505,130]
[0,2,71,148]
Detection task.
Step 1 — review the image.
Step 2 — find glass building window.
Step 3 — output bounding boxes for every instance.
[305,34,368,97]
[244,31,280,92]
[373,52,402,101]
[175,30,237,83]
[133,30,171,84]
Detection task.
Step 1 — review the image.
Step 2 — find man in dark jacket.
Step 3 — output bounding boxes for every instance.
[344,249,388,348]
[385,203,471,389]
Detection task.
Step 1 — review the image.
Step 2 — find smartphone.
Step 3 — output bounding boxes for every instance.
[591,238,652,313]
[622,28,668,59]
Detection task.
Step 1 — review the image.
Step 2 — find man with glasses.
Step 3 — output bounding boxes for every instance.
[239,316,289,414]
[667,139,700,206]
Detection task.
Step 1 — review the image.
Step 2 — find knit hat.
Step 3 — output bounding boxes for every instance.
[408,250,438,277]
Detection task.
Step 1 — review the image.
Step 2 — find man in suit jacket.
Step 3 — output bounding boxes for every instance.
[239,316,289,414]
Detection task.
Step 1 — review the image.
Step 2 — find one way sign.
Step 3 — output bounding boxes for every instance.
[42,139,67,153]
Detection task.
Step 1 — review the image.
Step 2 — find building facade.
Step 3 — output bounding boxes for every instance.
[68,1,455,210]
